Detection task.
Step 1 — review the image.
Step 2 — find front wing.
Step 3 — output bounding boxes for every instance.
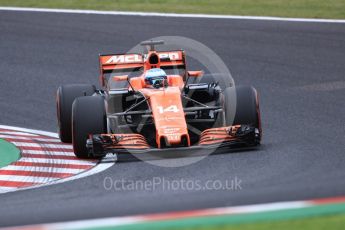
[86,125,260,161]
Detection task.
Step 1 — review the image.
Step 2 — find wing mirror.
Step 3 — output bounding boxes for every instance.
[187,71,203,77]
[112,75,129,81]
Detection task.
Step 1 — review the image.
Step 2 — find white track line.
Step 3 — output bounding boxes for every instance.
[3,165,84,174]
[0,131,38,137]
[0,187,17,193]
[209,201,307,214]
[49,217,143,230]
[0,125,58,137]
[0,7,344,23]
[17,158,95,165]
[11,142,72,149]
[0,175,57,183]
[0,135,60,142]
[21,149,75,156]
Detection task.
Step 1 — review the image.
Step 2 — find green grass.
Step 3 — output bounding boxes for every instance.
[0,0,344,19]
[78,213,345,230]
[84,203,345,230]
[0,139,20,168]
[176,214,345,230]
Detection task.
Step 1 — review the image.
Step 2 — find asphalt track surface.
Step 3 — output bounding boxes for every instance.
[0,10,345,227]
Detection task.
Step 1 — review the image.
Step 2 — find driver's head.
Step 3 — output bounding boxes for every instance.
[144,68,167,88]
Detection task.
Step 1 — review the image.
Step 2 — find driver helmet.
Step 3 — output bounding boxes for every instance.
[144,68,167,88]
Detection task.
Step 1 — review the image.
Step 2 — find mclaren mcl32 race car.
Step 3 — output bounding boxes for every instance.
[56,40,261,160]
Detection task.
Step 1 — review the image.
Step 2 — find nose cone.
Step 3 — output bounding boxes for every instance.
[148,87,190,148]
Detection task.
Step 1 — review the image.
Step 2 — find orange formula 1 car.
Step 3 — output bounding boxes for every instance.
[56,40,261,160]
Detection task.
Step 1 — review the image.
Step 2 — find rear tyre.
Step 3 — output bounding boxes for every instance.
[223,85,261,142]
[72,96,107,158]
[56,84,96,143]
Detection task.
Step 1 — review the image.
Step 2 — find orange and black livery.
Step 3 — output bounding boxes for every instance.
[56,40,261,160]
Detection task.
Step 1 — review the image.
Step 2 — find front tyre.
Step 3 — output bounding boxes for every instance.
[56,84,95,143]
[72,96,107,158]
[223,85,261,143]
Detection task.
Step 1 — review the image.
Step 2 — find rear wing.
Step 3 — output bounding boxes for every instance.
[99,50,185,73]
[99,50,186,87]
[99,53,144,73]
